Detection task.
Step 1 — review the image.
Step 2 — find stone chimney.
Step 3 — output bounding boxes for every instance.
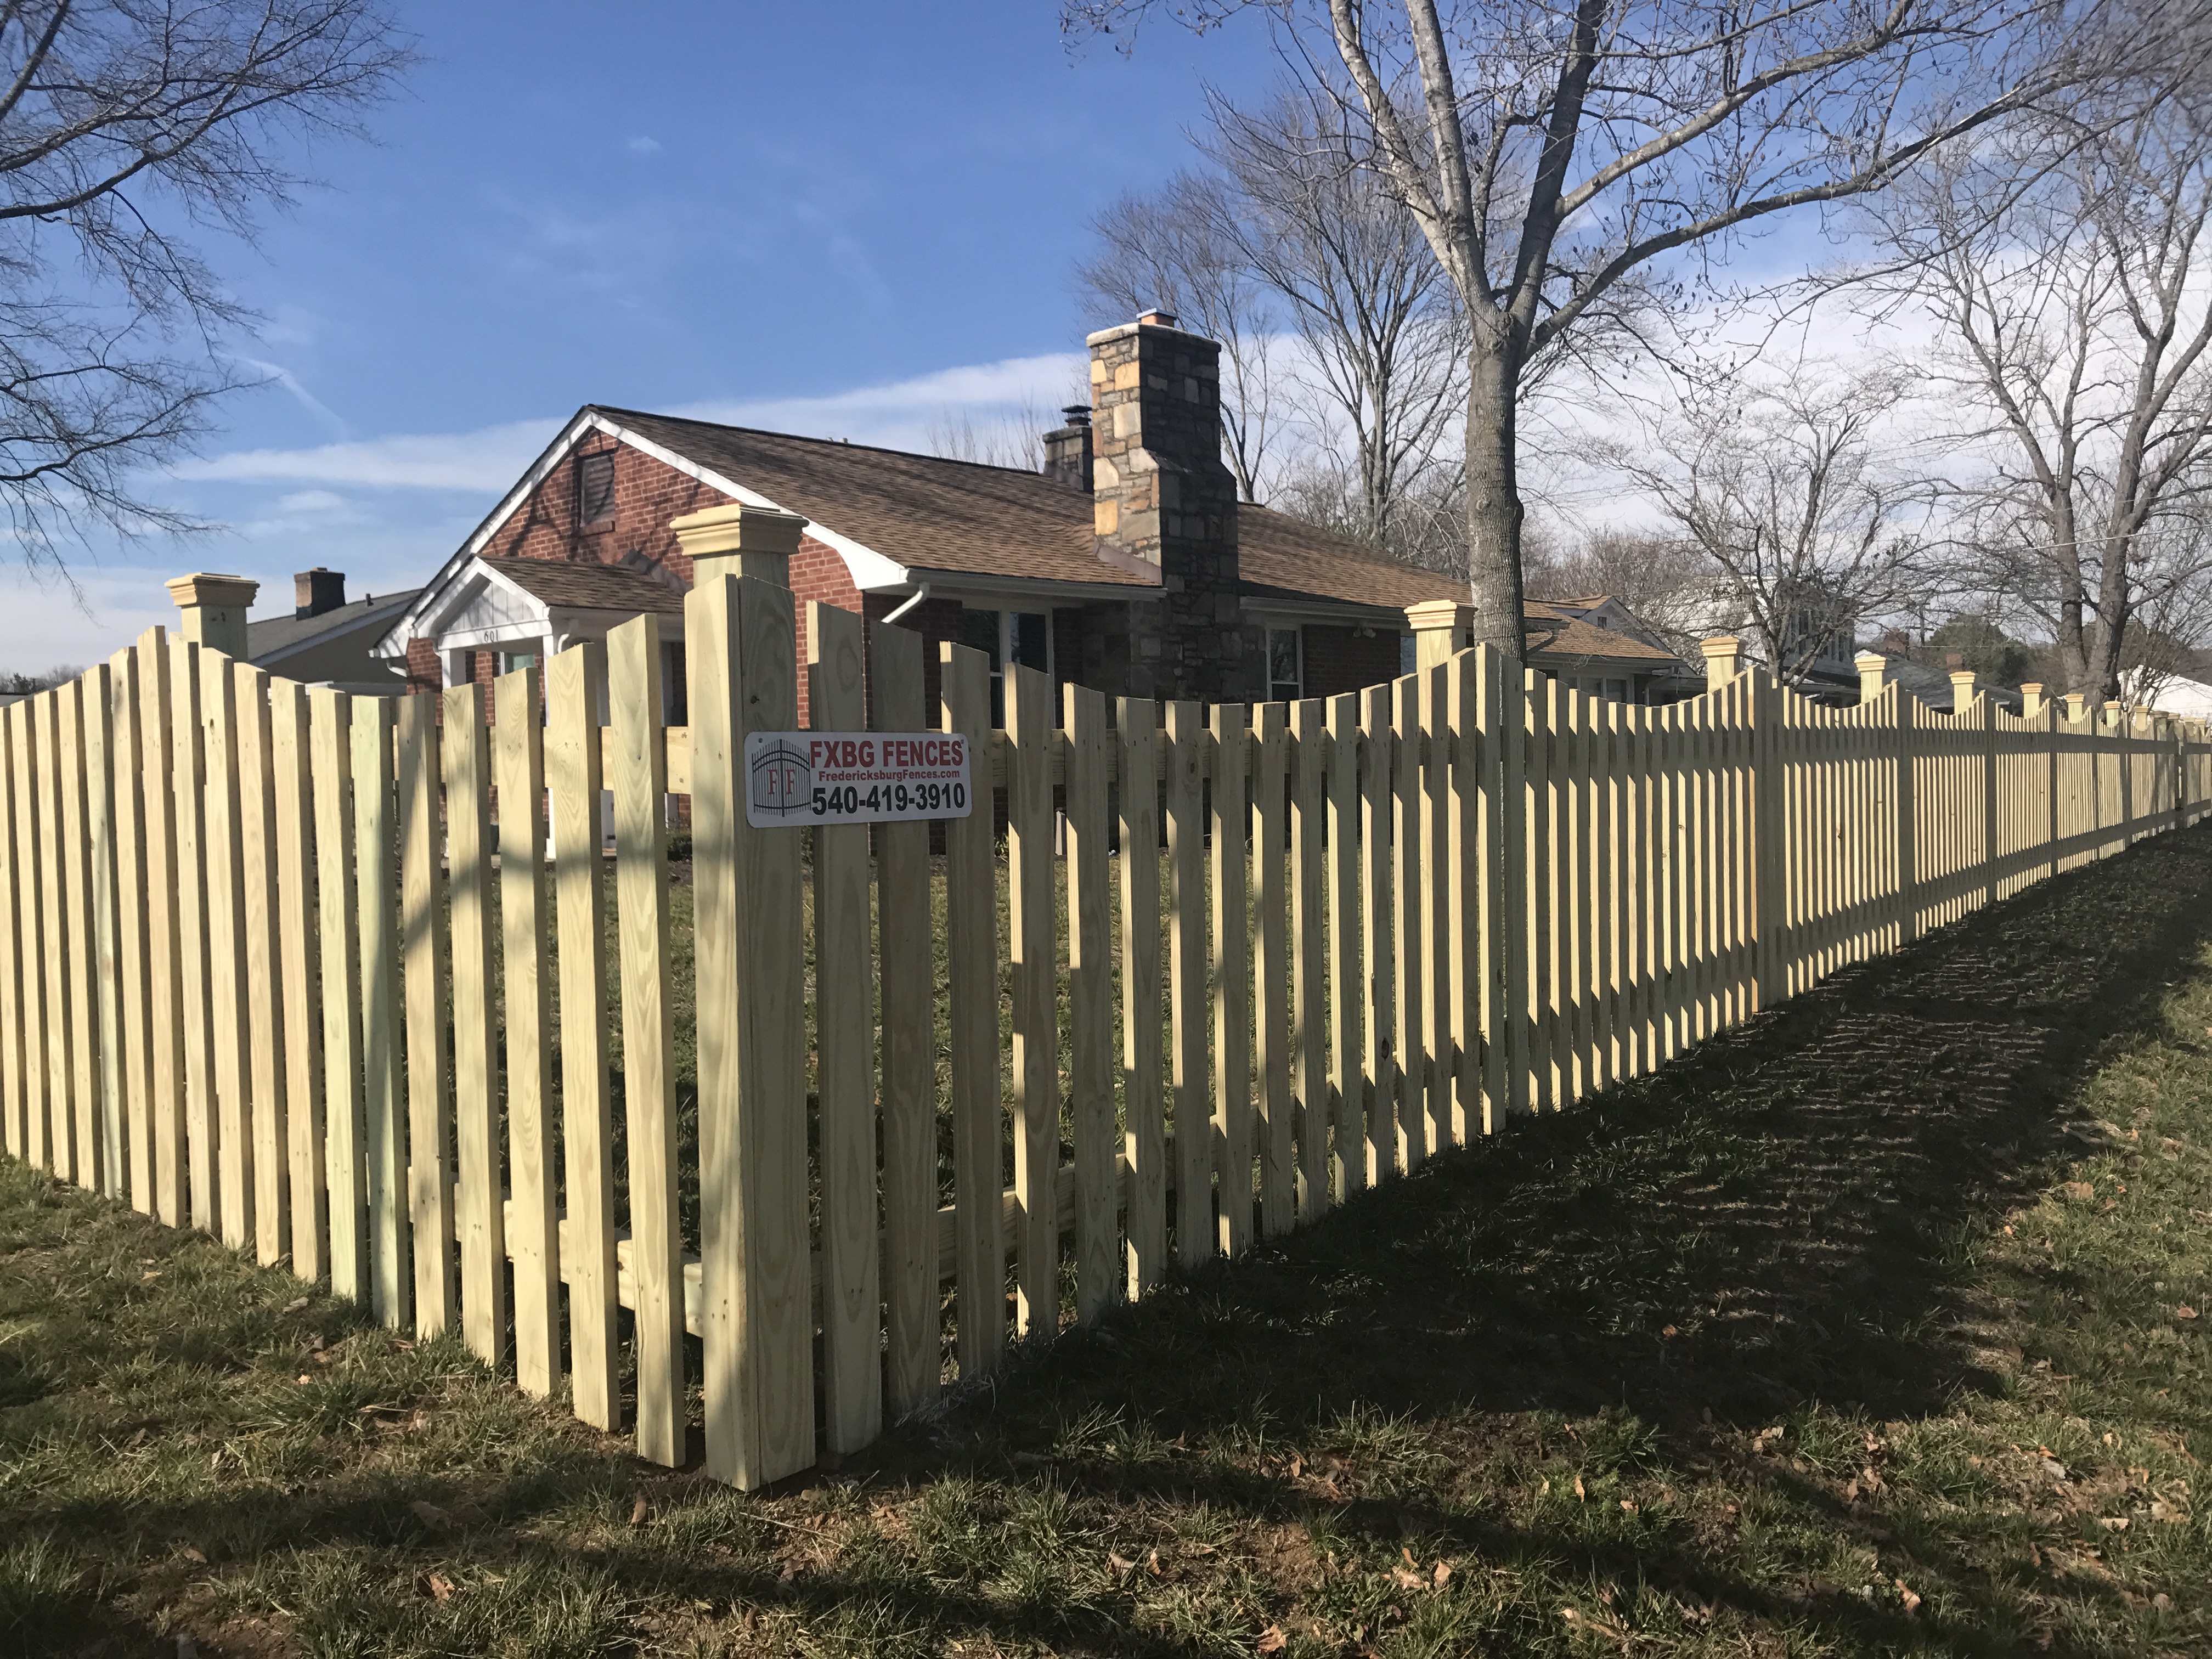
[295,567,346,619]
[1087,309,1260,701]
[1042,405,1092,492]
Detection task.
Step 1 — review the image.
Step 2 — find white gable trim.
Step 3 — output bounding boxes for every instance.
[590,413,910,592]
[373,407,913,659]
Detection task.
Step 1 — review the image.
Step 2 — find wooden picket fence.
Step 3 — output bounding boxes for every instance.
[3,564,2209,1489]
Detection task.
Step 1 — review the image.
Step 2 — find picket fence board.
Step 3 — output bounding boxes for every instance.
[1065,682,1117,1318]
[941,640,1003,1375]
[1165,699,1210,1265]
[234,664,289,1262]
[1210,701,1252,1254]
[493,666,560,1398]
[1117,695,1167,1295]
[806,602,881,1454]
[312,689,367,1305]
[611,618,686,1464]
[871,620,938,1414]
[549,642,618,1429]
[1007,661,1058,1335]
[270,680,325,1280]
[444,681,506,1374]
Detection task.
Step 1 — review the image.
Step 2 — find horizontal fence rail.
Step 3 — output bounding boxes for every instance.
[4,567,2210,1488]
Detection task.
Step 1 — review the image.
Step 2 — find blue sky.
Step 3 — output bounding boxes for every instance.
[7,1,1290,668]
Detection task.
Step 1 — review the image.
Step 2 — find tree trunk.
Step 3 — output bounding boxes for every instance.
[1464,335,1526,664]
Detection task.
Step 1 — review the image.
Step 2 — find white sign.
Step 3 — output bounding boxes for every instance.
[744,731,972,827]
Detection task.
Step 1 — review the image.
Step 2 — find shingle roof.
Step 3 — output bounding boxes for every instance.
[602,410,1152,589]
[483,555,687,614]
[246,589,420,663]
[582,406,1683,667]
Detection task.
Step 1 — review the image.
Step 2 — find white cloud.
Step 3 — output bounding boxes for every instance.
[273,489,348,513]
[173,417,565,490]
[627,136,662,154]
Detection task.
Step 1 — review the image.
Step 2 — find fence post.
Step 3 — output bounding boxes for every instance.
[1894,684,1917,948]
[1701,635,1741,694]
[690,565,814,1491]
[1747,667,1782,1013]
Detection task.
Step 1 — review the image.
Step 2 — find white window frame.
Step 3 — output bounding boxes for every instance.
[1266,625,1303,700]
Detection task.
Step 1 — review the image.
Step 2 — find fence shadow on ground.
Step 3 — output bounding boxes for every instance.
[811,816,2212,1646]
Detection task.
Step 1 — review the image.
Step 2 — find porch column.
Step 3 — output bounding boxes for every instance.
[1854,651,1887,705]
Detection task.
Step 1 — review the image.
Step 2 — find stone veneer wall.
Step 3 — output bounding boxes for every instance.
[1087,320,1264,704]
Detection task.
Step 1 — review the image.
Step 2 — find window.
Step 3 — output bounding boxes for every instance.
[956,607,1050,727]
[500,649,538,675]
[1267,627,1302,702]
[662,641,687,726]
[575,452,616,528]
[1398,631,1417,676]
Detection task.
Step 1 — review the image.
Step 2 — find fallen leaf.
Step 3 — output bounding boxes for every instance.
[1897,1579,1921,1615]
[1573,1474,1587,1501]
[2153,1593,2172,1611]
[1107,1551,1133,1580]
[2062,1181,2096,1202]
[426,1572,454,1603]
[179,1545,207,1564]
[296,1374,312,1385]
[1256,1627,1288,1655]
[1620,1499,1638,1513]
[1288,1454,1302,1479]
[2176,1306,2198,1321]
[283,1295,310,1313]
[630,1495,650,1527]
[1661,1324,1678,1338]
[1432,1560,1452,1588]
[2149,1500,2187,1523]
[409,1500,454,1531]
[1843,1478,1860,1502]
[2042,1458,2068,1480]
[2099,1516,2129,1531]
[1391,1565,1424,1590]
[1147,1548,1162,1577]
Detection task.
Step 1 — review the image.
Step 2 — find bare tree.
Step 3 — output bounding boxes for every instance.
[1079,172,1281,501]
[1525,525,1713,657]
[1066,0,2137,668]
[1858,91,2212,702]
[1599,363,1934,686]
[0,1,411,577]
[1206,84,1466,548]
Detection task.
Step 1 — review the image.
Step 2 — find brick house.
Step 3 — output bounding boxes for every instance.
[371,311,1682,717]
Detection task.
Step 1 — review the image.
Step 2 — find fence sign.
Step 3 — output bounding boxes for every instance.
[744,730,971,826]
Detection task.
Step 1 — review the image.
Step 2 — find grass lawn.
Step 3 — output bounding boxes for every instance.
[6,825,2212,1657]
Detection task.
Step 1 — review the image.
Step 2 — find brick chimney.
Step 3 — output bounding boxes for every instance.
[295,567,346,619]
[1087,309,1261,701]
[1042,405,1092,492]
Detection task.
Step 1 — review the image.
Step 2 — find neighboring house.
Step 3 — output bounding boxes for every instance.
[2132,673,2212,720]
[1872,655,2024,715]
[247,568,420,694]
[373,311,1686,718]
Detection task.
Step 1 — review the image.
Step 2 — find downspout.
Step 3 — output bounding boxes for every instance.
[882,583,929,626]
